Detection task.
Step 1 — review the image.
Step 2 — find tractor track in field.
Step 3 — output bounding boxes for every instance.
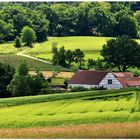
[16,49,52,64]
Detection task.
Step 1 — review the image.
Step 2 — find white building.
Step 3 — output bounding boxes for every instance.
[69,70,140,89]
[69,71,122,89]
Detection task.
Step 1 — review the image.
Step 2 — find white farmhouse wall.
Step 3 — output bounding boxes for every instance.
[99,73,122,89]
[69,84,98,89]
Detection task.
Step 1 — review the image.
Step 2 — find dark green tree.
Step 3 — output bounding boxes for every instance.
[0,63,15,98]
[74,49,85,69]
[66,49,74,68]
[52,46,59,65]
[58,46,67,67]
[7,61,46,97]
[115,9,138,38]
[0,20,14,42]
[14,36,21,48]
[101,35,140,72]
[88,6,115,36]
[7,61,31,97]
[21,26,36,47]
[87,58,96,69]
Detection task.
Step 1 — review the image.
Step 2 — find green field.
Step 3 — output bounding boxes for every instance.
[24,36,112,60]
[24,36,140,62]
[0,89,140,128]
[0,54,69,71]
[0,36,140,71]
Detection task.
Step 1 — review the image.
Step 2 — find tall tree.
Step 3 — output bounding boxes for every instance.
[74,49,85,69]
[66,49,74,67]
[101,35,140,72]
[58,46,67,67]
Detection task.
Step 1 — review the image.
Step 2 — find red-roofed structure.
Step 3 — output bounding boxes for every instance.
[69,70,140,89]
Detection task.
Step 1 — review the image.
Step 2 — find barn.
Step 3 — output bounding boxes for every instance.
[69,70,140,89]
[69,71,122,89]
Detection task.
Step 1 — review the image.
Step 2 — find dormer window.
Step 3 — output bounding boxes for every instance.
[108,79,112,84]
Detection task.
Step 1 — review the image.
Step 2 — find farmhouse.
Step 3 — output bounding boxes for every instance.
[69,70,140,89]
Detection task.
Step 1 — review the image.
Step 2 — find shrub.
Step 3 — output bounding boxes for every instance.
[71,86,89,92]
[133,70,140,77]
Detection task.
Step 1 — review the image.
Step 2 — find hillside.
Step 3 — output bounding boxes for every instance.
[0,89,139,129]
[24,36,111,61]
[1,36,140,71]
[24,36,140,61]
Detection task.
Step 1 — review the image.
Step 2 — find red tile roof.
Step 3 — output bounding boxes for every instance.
[114,72,140,87]
[113,72,133,78]
[69,70,108,85]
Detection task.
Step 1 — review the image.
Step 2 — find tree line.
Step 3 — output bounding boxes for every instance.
[0,2,140,43]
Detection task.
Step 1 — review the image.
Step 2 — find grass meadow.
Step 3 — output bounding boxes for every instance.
[23,36,140,62]
[0,36,140,73]
[24,36,111,60]
[0,89,140,129]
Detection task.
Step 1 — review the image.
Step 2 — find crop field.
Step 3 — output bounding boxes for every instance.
[0,89,140,138]
[1,122,140,138]
[0,89,140,129]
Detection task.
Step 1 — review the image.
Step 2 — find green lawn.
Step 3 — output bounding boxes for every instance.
[0,89,140,128]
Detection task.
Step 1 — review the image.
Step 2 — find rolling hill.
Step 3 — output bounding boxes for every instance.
[24,36,112,61]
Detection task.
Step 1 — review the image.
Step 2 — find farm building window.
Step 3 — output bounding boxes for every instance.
[108,79,112,84]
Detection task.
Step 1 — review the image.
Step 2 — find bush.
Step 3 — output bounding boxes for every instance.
[71,86,89,92]
[133,70,140,77]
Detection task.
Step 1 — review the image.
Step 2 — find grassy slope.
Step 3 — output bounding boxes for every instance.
[24,36,140,62]
[0,54,69,71]
[0,42,69,71]
[0,89,140,128]
[24,36,112,60]
[0,36,140,72]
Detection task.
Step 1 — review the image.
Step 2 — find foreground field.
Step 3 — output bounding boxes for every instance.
[0,89,140,129]
[1,122,140,138]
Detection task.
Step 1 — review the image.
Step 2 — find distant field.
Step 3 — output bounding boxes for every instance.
[24,36,112,60]
[0,54,70,71]
[0,89,140,129]
[0,36,140,71]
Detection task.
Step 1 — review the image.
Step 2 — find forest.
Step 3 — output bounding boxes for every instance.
[0,2,140,43]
